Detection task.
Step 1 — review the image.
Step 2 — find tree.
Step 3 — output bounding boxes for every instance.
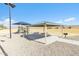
[68,26,72,29]
[0,24,7,30]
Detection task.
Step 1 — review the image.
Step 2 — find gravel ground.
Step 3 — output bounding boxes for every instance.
[0,29,79,56]
[0,33,79,56]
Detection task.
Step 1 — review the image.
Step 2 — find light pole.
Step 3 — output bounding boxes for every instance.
[8,4,11,38]
[4,3,15,38]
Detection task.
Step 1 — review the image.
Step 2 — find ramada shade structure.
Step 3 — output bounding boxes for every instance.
[13,22,31,35]
[32,21,61,40]
[32,21,60,27]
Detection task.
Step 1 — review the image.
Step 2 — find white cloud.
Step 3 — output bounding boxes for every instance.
[64,17,76,22]
[0,18,17,28]
[55,17,76,25]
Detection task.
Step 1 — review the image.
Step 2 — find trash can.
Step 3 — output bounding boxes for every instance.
[63,33,68,38]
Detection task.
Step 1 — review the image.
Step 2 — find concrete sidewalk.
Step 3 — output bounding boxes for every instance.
[35,36,79,46]
[35,36,58,44]
[58,38,79,46]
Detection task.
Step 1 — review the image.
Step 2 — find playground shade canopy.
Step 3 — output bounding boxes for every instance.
[13,22,31,25]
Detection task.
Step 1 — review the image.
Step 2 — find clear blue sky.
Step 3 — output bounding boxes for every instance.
[0,3,79,25]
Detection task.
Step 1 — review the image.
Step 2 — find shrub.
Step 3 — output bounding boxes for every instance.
[0,24,7,30]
